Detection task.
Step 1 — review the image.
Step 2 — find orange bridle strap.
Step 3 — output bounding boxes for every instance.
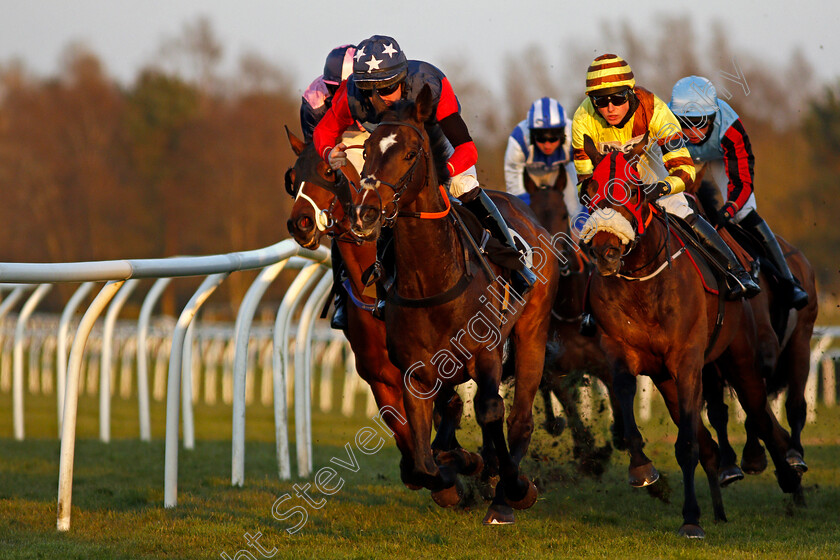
[410,185,451,220]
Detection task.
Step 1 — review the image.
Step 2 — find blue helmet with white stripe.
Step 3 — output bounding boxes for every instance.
[527,97,566,130]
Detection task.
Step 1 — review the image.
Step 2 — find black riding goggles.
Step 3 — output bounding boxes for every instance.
[371,81,402,96]
[678,114,716,129]
[534,132,563,144]
[589,89,631,108]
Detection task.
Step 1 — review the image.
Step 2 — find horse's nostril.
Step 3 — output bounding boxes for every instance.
[297,215,313,232]
[361,207,379,226]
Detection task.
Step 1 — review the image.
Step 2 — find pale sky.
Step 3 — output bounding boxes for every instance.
[2,0,838,94]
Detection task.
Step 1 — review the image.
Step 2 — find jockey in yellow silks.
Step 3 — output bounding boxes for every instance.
[571,54,760,300]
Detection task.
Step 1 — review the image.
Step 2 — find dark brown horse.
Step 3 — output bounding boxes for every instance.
[284,129,483,498]
[579,134,802,538]
[349,86,559,524]
[687,176,818,483]
[523,171,622,467]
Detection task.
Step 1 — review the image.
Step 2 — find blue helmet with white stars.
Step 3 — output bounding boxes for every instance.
[351,35,408,90]
[527,97,566,131]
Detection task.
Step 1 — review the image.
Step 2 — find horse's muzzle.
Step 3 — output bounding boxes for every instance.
[591,245,621,276]
[287,216,320,249]
[350,204,382,240]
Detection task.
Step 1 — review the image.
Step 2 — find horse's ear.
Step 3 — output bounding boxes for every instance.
[415,84,434,123]
[628,131,650,159]
[286,126,305,156]
[582,134,602,167]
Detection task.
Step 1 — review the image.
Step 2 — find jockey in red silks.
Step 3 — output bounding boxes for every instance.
[572,54,760,300]
[314,34,536,328]
[669,75,808,309]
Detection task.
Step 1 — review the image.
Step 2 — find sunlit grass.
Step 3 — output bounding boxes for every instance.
[1,387,840,559]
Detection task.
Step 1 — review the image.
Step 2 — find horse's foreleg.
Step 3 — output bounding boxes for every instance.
[778,332,811,462]
[401,381,459,505]
[613,368,658,486]
[365,377,419,489]
[657,374,726,524]
[431,387,484,478]
[702,364,743,486]
[672,367,705,538]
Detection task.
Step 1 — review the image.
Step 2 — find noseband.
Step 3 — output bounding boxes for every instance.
[288,153,362,240]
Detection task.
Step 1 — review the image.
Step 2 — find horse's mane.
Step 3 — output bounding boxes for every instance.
[382,99,451,186]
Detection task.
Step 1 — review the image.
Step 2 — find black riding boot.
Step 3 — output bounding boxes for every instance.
[687,214,761,301]
[461,188,537,295]
[739,211,809,310]
[329,243,349,330]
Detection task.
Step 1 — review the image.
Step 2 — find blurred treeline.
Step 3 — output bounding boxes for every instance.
[1,17,837,315]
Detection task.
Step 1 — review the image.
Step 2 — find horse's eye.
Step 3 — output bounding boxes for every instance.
[324,168,334,176]
[363,150,368,159]
[405,151,417,161]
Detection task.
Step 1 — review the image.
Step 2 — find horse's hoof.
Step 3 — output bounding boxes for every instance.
[431,481,463,508]
[677,524,705,539]
[482,504,515,525]
[461,452,484,477]
[404,482,423,491]
[741,446,768,474]
[628,462,660,488]
[785,450,808,474]
[719,465,745,487]
[545,417,566,436]
[506,476,539,510]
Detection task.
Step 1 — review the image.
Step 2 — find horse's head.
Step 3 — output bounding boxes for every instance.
[524,171,570,236]
[578,132,650,276]
[285,127,358,249]
[351,85,439,241]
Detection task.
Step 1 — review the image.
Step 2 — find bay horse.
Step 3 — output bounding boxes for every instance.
[348,85,559,524]
[687,176,818,483]
[284,129,483,501]
[579,133,802,537]
[523,170,622,469]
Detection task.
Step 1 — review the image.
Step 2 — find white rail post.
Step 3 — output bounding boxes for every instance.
[273,263,325,480]
[822,356,836,407]
[137,278,172,441]
[295,270,333,477]
[182,321,197,450]
[637,375,653,423]
[13,283,52,440]
[231,260,288,487]
[164,272,228,509]
[0,286,33,396]
[320,339,345,412]
[57,280,124,532]
[807,334,834,424]
[100,279,139,443]
[57,282,95,434]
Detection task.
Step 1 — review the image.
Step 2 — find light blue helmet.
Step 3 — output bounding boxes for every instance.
[668,76,719,118]
[527,97,566,130]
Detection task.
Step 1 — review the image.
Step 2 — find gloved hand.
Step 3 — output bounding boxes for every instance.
[642,181,671,205]
[717,201,738,224]
[328,143,348,170]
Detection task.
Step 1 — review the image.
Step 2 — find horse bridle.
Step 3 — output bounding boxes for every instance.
[285,154,363,241]
[363,120,432,227]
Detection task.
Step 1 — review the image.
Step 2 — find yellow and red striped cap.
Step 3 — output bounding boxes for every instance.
[585,54,635,94]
